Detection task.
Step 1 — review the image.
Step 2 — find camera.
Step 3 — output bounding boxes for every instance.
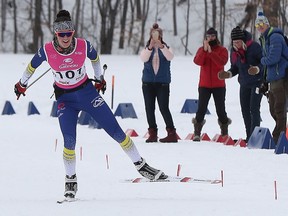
[255,82,269,96]
[152,31,159,40]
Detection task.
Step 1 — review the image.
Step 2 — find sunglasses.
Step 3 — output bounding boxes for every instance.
[255,22,265,28]
[56,31,74,37]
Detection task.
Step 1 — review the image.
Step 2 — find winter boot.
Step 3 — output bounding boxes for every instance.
[146,128,158,143]
[64,174,78,198]
[134,158,168,180]
[192,118,206,141]
[159,128,178,143]
[218,118,232,136]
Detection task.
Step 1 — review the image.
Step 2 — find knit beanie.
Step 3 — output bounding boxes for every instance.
[255,11,270,26]
[150,23,163,38]
[231,26,245,41]
[206,27,218,37]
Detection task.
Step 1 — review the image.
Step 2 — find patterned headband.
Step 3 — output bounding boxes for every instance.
[53,21,74,32]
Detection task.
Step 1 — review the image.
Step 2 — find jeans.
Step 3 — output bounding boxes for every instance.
[239,85,263,140]
[142,82,175,129]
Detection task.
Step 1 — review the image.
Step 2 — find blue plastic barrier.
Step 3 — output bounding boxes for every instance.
[114,103,137,119]
[181,99,210,114]
[28,101,40,115]
[275,131,288,154]
[2,101,16,115]
[247,126,275,149]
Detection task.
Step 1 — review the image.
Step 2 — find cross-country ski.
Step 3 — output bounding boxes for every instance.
[122,176,222,184]
[57,197,79,204]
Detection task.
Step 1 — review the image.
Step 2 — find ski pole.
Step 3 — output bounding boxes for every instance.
[17,68,51,100]
[26,68,51,90]
[111,75,115,109]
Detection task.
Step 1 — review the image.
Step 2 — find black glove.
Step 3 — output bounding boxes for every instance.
[256,82,269,96]
[94,75,106,94]
[14,81,27,100]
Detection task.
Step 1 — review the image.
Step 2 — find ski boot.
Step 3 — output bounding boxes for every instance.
[64,174,78,198]
[134,158,168,180]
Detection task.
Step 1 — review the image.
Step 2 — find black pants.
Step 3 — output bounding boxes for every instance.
[196,87,228,124]
[239,85,263,140]
[142,82,175,129]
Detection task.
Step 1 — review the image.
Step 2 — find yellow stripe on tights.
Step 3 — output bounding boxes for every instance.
[120,136,133,150]
[63,147,75,160]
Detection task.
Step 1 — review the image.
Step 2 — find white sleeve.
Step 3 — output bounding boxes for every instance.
[91,59,102,80]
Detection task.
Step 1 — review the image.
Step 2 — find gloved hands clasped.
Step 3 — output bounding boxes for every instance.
[14,81,27,100]
[94,75,106,94]
[218,70,232,80]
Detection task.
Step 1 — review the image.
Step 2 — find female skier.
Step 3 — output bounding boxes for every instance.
[14,10,167,199]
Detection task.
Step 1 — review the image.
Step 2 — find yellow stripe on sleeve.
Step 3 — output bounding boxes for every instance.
[26,63,36,74]
[90,55,99,63]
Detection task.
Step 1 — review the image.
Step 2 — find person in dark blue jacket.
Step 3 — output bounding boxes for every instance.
[140,23,177,143]
[218,26,264,141]
[255,11,288,143]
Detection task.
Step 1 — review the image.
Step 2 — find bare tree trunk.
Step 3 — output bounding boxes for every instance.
[80,0,85,36]
[98,0,107,53]
[107,0,120,53]
[53,0,57,21]
[31,0,43,53]
[48,0,51,30]
[98,0,120,54]
[154,0,159,22]
[136,0,141,20]
[1,0,7,42]
[173,0,177,36]
[136,0,150,54]
[59,0,62,10]
[211,0,216,28]
[263,0,279,26]
[119,0,128,49]
[184,0,190,55]
[12,0,17,53]
[204,0,207,36]
[128,0,135,46]
[91,0,95,25]
[74,0,81,32]
[237,2,257,36]
[219,0,225,45]
[279,0,288,31]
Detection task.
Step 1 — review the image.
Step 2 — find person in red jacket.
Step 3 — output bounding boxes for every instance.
[192,27,231,141]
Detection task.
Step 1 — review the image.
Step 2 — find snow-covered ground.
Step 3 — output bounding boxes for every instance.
[1,54,288,216]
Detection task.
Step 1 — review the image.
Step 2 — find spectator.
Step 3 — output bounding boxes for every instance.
[192,27,231,141]
[140,23,178,143]
[255,11,288,143]
[218,26,264,141]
